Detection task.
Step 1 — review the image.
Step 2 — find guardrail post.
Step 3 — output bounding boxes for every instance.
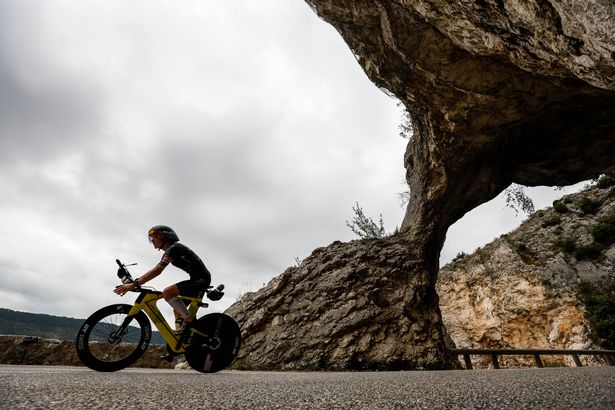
[462,354,473,370]
[451,348,615,369]
[490,354,500,369]
[572,354,583,367]
[533,354,544,368]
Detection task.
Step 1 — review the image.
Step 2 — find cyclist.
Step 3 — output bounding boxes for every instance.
[113,225,211,333]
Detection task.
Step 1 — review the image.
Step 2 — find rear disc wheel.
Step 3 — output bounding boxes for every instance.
[184,313,241,373]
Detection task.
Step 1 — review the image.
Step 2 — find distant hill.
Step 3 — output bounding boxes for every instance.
[0,308,165,345]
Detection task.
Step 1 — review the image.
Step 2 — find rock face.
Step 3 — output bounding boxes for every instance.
[228,238,452,370]
[228,183,614,369]
[306,0,615,233]
[438,183,615,367]
[227,1,615,369]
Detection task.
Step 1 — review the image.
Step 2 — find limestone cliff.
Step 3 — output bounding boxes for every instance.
[226,1,615,369]
[438,182,615,367]
[228,238,450,370]
[228,183,614,369]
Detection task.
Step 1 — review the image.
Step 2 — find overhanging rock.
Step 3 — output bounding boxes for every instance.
[227,0,615,370]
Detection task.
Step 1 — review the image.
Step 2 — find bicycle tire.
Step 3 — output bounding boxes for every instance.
[184,313,241,373]
[75,304,151,372]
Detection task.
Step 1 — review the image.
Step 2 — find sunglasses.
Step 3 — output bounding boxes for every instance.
[148,235,154,244]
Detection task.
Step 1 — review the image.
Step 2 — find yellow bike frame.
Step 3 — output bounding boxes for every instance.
[127,290,207,353]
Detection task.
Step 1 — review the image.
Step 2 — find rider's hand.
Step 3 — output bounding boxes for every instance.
[114,283,135,296]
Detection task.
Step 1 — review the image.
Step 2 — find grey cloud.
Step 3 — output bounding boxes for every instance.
[0,5,104,166]
[0,1,588,322]
[0,59,103,164]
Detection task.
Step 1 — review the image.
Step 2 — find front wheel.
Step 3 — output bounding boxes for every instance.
[75,304,151,372]
[184,313,241,373]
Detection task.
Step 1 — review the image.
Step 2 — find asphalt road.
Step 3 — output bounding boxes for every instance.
[1,365,614,409]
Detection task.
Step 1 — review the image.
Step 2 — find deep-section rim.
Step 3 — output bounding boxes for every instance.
[75,304,151,372]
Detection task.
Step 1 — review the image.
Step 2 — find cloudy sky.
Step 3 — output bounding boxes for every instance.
[0,0,586,322]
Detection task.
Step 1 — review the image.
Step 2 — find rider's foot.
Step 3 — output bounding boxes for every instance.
[176,316,196,346]
[160,343,178,362]
[176,316,195,334]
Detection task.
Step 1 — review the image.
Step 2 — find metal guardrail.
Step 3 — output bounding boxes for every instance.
[450,349,615,370]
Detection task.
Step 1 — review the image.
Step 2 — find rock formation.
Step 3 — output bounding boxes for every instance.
[438,182,615,367]
[0,335,174,369]
[228,238,450,369]
[228,183,614,369]
[227,1,615,369]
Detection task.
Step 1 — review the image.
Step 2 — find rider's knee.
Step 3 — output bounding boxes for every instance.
[162,285,179,300]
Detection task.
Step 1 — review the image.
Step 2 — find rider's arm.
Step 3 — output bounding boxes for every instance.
[114,264,165,296]
[135,264,165,286]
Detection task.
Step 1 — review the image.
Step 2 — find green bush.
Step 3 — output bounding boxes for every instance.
[557,238,576,254]
[553,201,568,213]
[597,175,615,189]
[593,214,615,246]
[578,280,615,349]
[574,243,603,261]
[541,215,561,228]
[452,252,467,262]
[515,243,537,264]
[579,198,601,215]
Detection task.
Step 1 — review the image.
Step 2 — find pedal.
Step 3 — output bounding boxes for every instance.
[161,343,179,362]
[175,321,196,349]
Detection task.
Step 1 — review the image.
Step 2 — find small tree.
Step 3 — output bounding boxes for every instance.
[397,189,411,208]
[503,184,535,215]
[397,101,413,139]
[346,202,386,239]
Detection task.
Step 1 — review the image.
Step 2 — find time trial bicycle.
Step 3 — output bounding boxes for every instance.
[75,259,241,373]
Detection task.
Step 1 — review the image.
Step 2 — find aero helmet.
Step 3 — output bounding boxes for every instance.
[148,225,180,244]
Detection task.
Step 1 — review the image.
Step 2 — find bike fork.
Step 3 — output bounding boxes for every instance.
[110,316,135,343]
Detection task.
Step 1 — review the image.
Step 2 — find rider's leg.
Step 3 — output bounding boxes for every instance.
[163,284,194,324]
[173,311,183,330]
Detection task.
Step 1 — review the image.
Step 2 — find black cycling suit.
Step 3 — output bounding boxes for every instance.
[159,242,211,297]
